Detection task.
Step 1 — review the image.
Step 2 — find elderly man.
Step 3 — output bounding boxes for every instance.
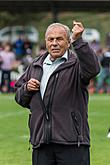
[15,21,100,165]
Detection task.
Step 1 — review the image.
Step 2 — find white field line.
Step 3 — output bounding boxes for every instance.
[0,111,26,119]
[19,135,29,139]
[1,94,109,101]
[0,133,29,141]
[89,95,110,101]
[0,94,109,101]
[0,95,14,100]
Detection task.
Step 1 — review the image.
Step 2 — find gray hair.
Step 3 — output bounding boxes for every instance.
[45,23,71,40]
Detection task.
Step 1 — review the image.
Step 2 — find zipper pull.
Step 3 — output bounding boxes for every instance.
[78,140,80,147]
[45,112,49,120]
[78,136,80,147]
[78,135,83,147]
[56,73,58,78]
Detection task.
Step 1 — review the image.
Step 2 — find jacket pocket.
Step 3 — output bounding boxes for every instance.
[71,112,83,146]
[28,113,32,129]
[28,113,33,142]
[28,111,44,146]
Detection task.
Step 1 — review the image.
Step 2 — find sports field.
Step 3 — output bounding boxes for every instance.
[0,93,110,165]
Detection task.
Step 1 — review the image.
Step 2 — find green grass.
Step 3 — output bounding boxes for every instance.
[0,93,110,165]
[0,94,31,165]
[89,94,110,165]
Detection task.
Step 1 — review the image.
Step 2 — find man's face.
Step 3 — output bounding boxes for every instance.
[45,26,70,60]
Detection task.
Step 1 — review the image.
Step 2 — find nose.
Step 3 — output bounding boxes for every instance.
[52,39,58,46]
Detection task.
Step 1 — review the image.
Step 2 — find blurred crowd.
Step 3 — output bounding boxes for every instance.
[88,32,110,94]
[0,32,110,94]
[0,34,46,93]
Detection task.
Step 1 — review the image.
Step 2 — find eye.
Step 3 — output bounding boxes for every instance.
[57,37,63,41]
[47,38,53,42]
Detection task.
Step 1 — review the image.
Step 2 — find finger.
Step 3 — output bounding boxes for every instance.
[35,79,40,85]
[28,82,40,89]
[27,82,37,89]
[31,78,40,85]
[27,83,40,91]
[28,84,36,89]
[72,25,80,33]
[28,79,40,87]
[28,87,39,91]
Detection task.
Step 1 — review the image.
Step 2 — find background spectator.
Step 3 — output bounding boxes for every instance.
[0,42,16,93]
[13,35,25,61]
[96,46,110,93]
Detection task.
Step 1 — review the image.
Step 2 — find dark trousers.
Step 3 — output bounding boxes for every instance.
[32,143,90,165]
[1,70,11,92]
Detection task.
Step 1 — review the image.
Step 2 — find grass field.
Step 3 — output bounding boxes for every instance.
[0,93,110,165]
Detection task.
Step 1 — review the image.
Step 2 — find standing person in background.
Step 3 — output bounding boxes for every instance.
[38,42,47,56]
[24,37,33,56]
[15,21,100,165]
[13,35,25,61]
[96,46,110,93]
[0,42,15,93]
[22,37,33,71]
[0,42,3,52]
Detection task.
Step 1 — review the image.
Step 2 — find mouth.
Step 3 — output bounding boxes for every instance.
[51,49,60,52]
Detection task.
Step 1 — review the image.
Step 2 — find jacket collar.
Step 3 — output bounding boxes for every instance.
[33,49,77,69]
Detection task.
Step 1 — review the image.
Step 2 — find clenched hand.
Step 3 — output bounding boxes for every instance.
[27,78,40,91]
[71,21,84,42]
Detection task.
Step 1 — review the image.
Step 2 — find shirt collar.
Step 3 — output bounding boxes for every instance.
[43,50,68,65]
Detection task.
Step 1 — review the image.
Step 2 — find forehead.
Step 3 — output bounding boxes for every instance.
[45,26,67,38]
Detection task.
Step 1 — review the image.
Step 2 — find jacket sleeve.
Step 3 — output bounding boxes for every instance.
[14,64,34,109]
[72,37,100,84]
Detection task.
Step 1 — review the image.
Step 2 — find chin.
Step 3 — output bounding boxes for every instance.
[51,51,63,57]
[51,54,62,59]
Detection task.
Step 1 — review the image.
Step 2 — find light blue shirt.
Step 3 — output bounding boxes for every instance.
[40,51,68,99]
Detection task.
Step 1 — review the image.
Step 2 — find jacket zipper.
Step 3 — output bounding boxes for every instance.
[37,65,59,144]
[44,73,59,144]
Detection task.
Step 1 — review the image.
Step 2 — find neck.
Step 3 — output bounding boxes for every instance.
[50,56,57,62]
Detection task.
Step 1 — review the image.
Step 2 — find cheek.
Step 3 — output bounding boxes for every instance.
[61,42,70,49]
[46,40,52,46]
[46,43,50,49]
